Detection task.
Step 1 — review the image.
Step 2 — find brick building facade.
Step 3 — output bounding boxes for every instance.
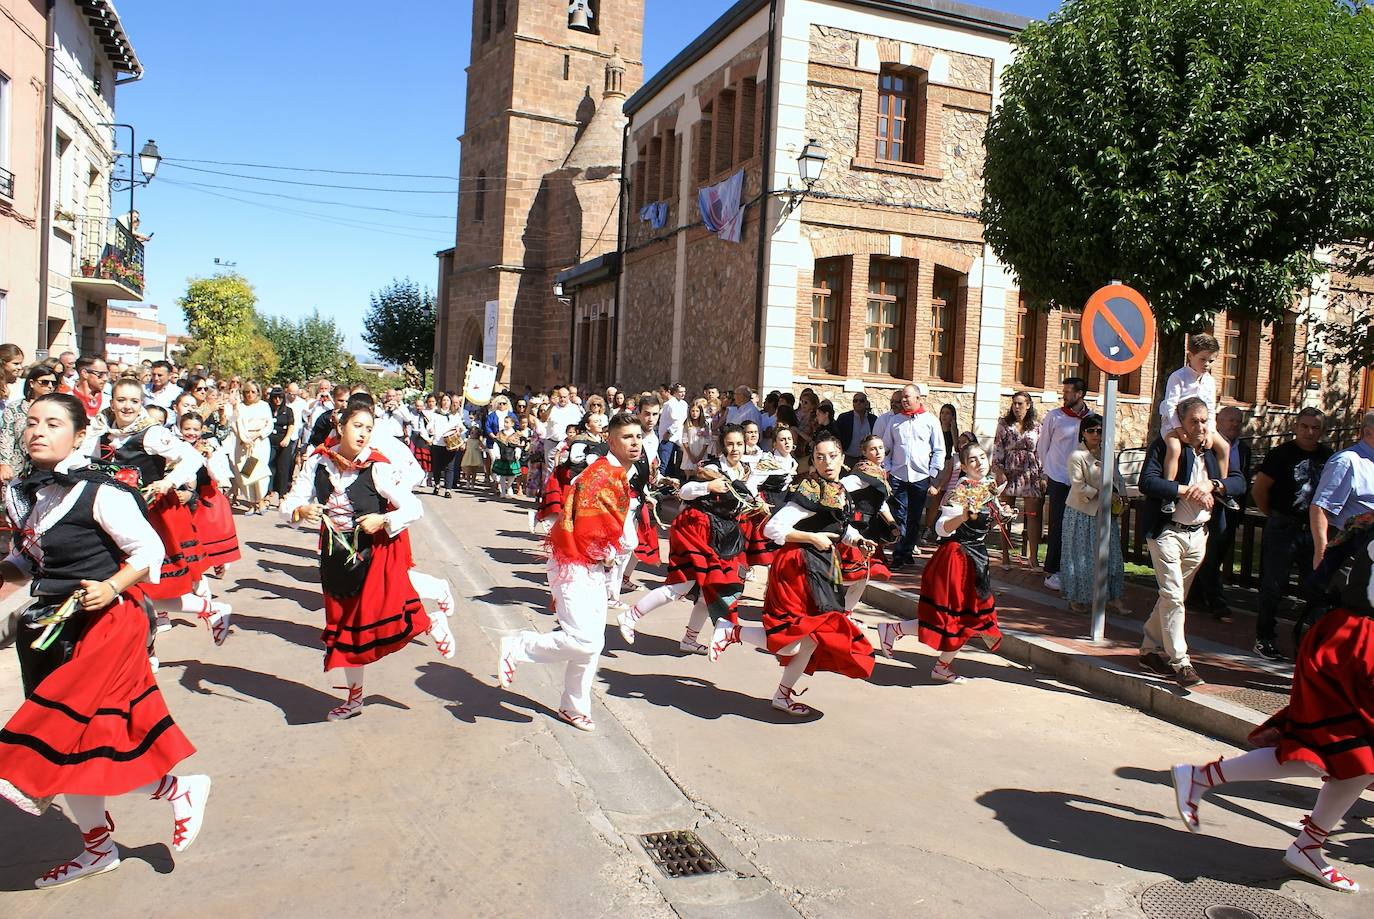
[432,0,645,393]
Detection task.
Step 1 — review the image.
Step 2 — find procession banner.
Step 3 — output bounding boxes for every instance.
[462,357,498,407]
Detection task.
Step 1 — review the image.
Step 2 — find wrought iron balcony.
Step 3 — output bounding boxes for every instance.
[0,166,13,199]
[72,215,145,300]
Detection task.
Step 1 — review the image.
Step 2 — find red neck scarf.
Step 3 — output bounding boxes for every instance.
[548,456,631,568]
[901,404,926,416]
[314,443,387,474]
[1063,402,1090,419]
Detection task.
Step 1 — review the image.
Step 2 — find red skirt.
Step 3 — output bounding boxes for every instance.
[634,502,661,565]
[839,543,891,582]
[1251,608,1374,780]
[741,514,776,568]
[411,443,432,473]
[321,529,430,671]
[916,541,1001,652]
[143,491,207,598]
[666,506,745,623]
[538,466,572,522]
[762,544,875,679]
[192,483,241,568]
[0,593,195,797]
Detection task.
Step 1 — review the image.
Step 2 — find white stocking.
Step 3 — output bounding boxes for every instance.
[844,578,867,613]
[149,594,214,616]
[685,599,711,635]
[1309,774,1374,838]
[63,794,109,834]
[779,637,817,689]
[631,581,691,620]
[1199,747,1318,786]
[938,650,958,666]
[409,571,453,612]
[737,624,768,648]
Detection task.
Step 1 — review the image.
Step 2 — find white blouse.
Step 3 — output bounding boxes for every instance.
[762,501,862,548]
[280,447,421,539]
[83,419,205,489]
[3,455,164,583]
[679,460,751,502]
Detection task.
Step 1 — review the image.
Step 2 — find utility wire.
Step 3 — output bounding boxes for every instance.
[162,156,458,181]
[160,162,459,194]
[164,178,455,219]
[159,178,450,242]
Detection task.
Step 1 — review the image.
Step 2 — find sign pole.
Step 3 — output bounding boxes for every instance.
[1090,374,1117,642]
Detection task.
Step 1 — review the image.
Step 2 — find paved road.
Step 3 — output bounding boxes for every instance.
[1,489,1370,918]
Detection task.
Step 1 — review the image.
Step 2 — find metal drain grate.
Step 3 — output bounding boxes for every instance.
[1141,878,1320,919]
[639,830,727,878]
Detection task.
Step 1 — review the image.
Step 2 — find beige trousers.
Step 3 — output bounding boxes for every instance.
[1141,526,1208,668]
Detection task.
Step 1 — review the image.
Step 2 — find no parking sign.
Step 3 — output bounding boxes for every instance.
[1082,284,1155,376]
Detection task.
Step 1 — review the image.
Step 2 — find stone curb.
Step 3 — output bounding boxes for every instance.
[864,581,1267,747]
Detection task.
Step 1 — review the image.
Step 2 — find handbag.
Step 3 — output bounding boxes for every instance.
[241,455,266,483]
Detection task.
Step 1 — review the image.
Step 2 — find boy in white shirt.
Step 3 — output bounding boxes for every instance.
[1159,332,1235,511]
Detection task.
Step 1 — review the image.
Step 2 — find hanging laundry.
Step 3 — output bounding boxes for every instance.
[638,201,669,230]
[698,170,745,243]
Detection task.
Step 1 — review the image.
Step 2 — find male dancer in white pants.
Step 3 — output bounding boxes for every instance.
[498,413,643,731]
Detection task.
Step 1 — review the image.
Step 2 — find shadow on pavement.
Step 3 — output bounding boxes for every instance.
[601,631,703,659]
[0,806,175,891]
[485,547,543,566]
[226,578,324,612]
[246,540,316,560]
[597,668,823,723]
[229,612,322,651]
[413,661,560,725]
[471,585,549,612]
[977,788,1290,885]
[255,557,320,583]
[866,650,1094,700]
[159,659,412,725]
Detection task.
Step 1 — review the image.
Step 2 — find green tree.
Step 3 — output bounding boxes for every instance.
[362,278,436,374]
[982,0,1374,341]
[177,273,280,380]
[261,310,347,384]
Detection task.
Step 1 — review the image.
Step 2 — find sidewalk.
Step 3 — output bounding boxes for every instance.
[861,552,1295,747]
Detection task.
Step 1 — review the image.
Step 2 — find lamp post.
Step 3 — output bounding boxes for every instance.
[101,123,160,246]
[782,139,828,215]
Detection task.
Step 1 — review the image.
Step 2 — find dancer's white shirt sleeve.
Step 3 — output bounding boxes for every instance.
[372,462,422,537]
[144,424,204,488]
[762,503,863,546]
[935,504,964,539]
[280,454,321,526]
[679,480,711,501]
[93,484,165,582]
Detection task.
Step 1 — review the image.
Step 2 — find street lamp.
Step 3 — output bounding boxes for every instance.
[138,139,162,181]
[797,139,828,187]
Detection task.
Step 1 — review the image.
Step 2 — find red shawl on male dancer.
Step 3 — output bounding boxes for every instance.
[547,457,631,568]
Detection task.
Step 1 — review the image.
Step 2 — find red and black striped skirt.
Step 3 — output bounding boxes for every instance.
[143,491,207,598]
[916,541,1001,653]
[320,529,430,671]
[761,544,875,679]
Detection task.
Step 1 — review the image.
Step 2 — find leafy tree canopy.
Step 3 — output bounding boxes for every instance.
[261,310,347,385]
[982,0,1374,336]
[362,278,436,374]
[177,273,278,380]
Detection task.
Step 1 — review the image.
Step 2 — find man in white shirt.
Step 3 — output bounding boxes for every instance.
[545,385,586,456]
[144,360,182,412]
[881,383,946,568]
[1035,377,1090,591]
[373,389,409,441]
[872,389,903,443]
[656,381,688,476]
[725,385,764,429]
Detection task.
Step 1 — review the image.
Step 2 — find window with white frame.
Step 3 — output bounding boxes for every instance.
[0,72,12,198]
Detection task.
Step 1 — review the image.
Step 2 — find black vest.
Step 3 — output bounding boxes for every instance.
[99,428,166,488]
[313,462,385,524]
[25,481,125,598]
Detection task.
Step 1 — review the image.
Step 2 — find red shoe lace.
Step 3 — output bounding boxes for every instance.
[776,685,810,712]
[711,625,740,658]
[1293,817,1354,886]
[331,684,364,706]
[880,624,896,657]
[43,813,115,880]
[500,654,516,686]
[1183,758,1226,823]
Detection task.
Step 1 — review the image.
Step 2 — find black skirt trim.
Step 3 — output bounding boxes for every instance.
[0,714,176,765]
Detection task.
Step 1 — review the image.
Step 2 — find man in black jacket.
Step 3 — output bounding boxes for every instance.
[836,392,877,465]
[1186,406,1251,622]
[1137,397,1247,687]
[307,384,350,447]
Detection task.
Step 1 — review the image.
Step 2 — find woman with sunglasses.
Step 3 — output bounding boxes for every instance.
[1059,414,1127,614]
[0,366,60,485]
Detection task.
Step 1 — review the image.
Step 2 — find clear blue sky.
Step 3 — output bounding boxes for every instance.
[115,0,1057,357]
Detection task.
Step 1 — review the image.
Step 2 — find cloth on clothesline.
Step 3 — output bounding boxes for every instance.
[698,170,745,243]
[638,201,669,230]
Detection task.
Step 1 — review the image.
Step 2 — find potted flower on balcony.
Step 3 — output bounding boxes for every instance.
[80,258,96,277]
[53,206,76,225]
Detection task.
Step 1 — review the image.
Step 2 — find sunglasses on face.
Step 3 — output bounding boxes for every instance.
[1083,427,1103,434]
[86,369,109,378]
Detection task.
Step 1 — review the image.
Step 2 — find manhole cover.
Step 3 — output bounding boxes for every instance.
[1215,686,1291,715]
[639,830,726,878]
[1141,879,1319,919]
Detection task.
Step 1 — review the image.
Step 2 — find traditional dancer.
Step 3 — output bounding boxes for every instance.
[281,402,455,721]
[739,421,793,571]
[839,434,897,613]
[876,442,1011,683]
[618,424,759,654]
[497,412,643,731]
[709,433,877,715]
[0,393,210,888]
[1167,529,1374,894]
[176,412,241,577]
[87,379,230,646]
[533,425,606,535]
[607,399,664,609]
